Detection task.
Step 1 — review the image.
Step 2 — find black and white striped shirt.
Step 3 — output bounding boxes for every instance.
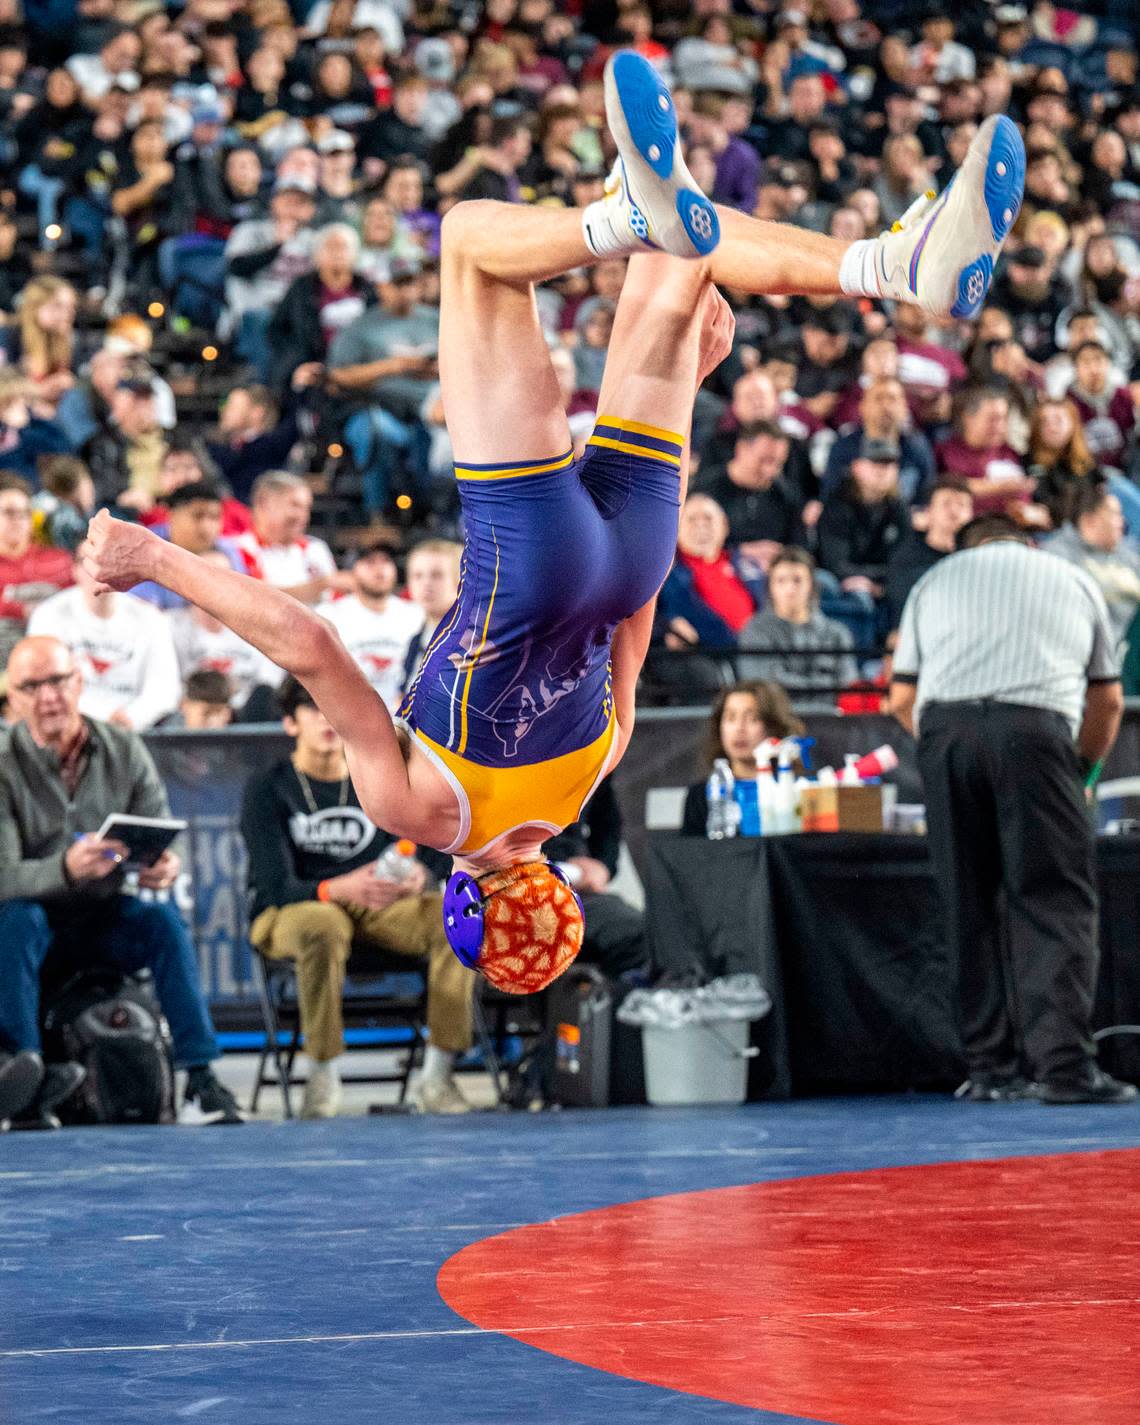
[893,540,1120,735]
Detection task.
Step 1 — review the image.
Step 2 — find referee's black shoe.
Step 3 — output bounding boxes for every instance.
[955,1074,1036,1102]
[1035,1067,1139,1105]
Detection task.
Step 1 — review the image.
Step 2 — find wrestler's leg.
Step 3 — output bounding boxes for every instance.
[604,48,1024,319]
[435,198,877,470]
[592,252,730,502]
[708,209,848,296]
[436,202,588,468]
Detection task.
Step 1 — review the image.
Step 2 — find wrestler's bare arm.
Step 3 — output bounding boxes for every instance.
[82,511,431,831]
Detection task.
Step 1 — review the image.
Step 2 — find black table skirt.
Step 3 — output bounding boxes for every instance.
[645,832,1140,1097]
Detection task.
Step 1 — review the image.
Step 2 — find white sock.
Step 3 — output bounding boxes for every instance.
[839,239,886,300]
[582,197,639,259]
[421,1044,455,1083]
[308,1055,341,1082]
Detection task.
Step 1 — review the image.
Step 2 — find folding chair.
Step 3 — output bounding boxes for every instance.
[249,948,428,1118]
[250,948,510,1117]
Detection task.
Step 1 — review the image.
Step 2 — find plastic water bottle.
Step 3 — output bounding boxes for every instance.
[706,759,741,840]
[375,838,418,881]
[840,754,863,787]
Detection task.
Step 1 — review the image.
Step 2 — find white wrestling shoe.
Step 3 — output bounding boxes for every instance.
[871,114,1025,319]
[584,49,719,260]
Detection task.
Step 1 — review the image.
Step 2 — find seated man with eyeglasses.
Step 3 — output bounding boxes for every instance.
[0,635,241,1127]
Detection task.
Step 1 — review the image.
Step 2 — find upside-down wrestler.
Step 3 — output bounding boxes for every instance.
[84,52,1024,994]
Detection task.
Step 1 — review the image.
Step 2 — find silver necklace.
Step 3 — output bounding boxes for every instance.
[294,762,348,814]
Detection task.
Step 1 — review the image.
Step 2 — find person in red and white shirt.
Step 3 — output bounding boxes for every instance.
[323,542,424,711]
[168,549,284,712]
[27,539,180,730]
[233,470,345,604]
[0,474,74,663]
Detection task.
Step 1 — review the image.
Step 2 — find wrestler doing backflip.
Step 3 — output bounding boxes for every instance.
[84,52,1025,994]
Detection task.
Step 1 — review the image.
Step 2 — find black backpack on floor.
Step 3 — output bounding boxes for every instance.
[42,968,176,1125]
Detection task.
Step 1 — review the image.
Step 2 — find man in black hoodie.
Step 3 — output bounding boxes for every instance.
[988,245,1069,363]
[885,480,974,628]
[816,437,909,604]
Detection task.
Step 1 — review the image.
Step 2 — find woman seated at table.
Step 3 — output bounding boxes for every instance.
[681,679,804,835]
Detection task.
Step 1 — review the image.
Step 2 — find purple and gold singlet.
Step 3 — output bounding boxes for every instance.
[397,416,685,855]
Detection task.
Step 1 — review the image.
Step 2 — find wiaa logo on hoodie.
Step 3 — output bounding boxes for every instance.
[288,806,378,860]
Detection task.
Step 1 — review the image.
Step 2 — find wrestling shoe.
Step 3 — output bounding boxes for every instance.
[589,49,719,260]
[872,114,1025,320]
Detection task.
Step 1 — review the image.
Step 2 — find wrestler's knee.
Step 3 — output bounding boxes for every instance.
[441,201,505,263]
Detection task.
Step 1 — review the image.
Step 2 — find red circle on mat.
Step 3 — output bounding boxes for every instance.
[438,1149,1140,1425]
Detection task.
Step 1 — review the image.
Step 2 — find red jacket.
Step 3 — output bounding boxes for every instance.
[0,544,74,621]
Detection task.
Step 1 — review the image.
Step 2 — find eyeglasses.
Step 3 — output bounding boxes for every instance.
[10,671,76,696]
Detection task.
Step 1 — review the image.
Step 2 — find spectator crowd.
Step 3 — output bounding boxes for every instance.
[0,0,1134,717]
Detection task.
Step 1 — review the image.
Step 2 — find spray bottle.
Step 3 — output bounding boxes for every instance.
[753,737,780,836]
[772,737,808,833]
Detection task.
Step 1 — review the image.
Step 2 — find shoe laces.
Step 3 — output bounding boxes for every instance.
[603,159,625,200]
[890,189,939,234]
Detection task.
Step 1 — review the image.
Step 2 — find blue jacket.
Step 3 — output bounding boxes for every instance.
[823,427,936,504]
[656,555,764,650]
[0,418,72,482]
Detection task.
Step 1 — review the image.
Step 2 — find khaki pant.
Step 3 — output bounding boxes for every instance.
[250,893,475,1062]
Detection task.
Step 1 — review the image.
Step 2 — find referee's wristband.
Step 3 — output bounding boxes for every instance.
[317,880,332,903]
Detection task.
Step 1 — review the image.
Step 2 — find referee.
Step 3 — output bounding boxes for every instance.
[890,514,1136,1105]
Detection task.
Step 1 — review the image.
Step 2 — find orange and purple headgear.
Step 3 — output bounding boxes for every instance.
[444,860,585,995]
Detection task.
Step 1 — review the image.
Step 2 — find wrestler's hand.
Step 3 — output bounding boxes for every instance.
[82,509,161,593]
[696,284,736,386]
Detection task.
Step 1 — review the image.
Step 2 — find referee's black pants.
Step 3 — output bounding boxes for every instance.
[917,701,1098,1084]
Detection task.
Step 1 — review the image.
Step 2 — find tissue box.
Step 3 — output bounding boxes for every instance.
[800,785,893,833]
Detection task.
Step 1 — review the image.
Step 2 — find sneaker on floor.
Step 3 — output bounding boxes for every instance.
[0,1050,44,1128]
[1035,1067,1138,1105]
[873,113,1025,319]
[180,1067,245,1125]
[954,1074,1035,1103]
[411,1075,473,1115]
[301,1061,343,1120]
[9,1061,86,1131]
[595,50,719,260]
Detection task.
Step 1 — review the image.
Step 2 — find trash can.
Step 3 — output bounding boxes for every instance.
[642,1018,751,1105]
[617,976,771,1108]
